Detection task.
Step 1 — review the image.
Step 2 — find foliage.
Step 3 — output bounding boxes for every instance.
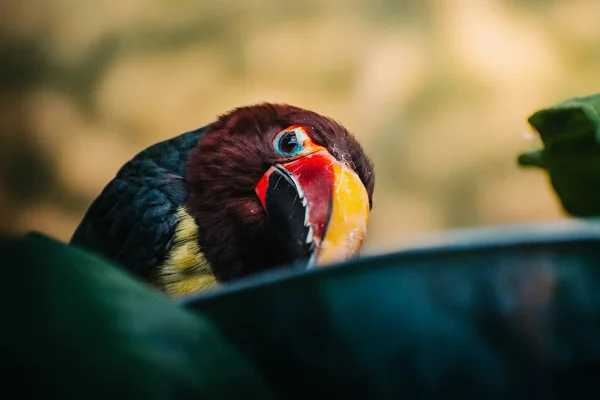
[0,233,271,399]
[519,93,600,217]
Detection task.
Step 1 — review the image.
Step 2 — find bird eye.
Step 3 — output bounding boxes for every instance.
[273,126,310,157]
[279,131,299,153]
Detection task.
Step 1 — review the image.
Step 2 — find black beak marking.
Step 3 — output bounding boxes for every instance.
[265,165,315,262]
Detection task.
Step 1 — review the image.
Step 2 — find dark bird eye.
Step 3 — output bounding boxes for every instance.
[274,127,309,157]
[280,132,299,153]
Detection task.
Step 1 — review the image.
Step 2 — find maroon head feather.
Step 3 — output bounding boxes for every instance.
[185,103,375,282]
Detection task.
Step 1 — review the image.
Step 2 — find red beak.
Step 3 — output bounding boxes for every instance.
[255,150,370,267]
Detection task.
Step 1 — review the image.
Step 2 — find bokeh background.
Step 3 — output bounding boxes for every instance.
[2,0,599,253]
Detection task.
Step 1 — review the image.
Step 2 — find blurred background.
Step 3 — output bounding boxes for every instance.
[1,0,599,252]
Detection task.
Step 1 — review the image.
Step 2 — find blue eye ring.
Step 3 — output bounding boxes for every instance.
[273,127,309,158]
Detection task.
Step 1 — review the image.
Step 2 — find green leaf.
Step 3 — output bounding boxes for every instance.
[518,93,600,216]
[0,232,271,399]
[517,149,547,169]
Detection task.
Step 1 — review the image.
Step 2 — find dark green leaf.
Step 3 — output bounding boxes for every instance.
[518,93,600,216]
[0,233,271,399]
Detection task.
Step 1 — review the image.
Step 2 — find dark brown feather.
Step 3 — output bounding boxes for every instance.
[185,103,375,281]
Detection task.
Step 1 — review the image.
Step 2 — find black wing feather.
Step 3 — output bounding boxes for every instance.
[70,126,209,280]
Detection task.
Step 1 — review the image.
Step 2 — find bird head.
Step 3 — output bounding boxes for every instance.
[186,104,374,282]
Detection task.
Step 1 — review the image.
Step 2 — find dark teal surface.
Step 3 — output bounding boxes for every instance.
[183,220,600,399]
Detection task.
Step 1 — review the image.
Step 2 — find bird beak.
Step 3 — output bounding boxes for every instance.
[255,150,370,268]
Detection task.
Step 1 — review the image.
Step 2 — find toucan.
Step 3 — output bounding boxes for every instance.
[70,103,375,296]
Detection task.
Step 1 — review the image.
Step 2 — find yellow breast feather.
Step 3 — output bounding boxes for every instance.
[156,206,218,296]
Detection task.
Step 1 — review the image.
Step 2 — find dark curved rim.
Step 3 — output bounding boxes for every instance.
[179,218,600,306]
